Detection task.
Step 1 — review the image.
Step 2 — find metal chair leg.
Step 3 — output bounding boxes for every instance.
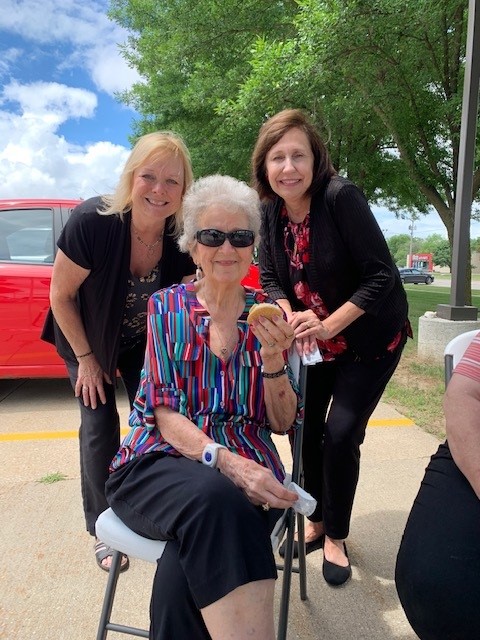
[96,550,123,640]
[277,507,296,640]
[296,512,308,601]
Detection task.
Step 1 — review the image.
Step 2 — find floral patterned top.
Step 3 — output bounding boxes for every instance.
[282,207,406,361]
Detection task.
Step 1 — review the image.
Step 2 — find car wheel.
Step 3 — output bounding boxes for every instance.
[425,276,433,284]
[400,278,405,284]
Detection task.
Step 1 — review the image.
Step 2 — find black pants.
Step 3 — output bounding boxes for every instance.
[106,454,281,640]
[66,341,145,535]
[395,442,480,640]
[302,343,404,539]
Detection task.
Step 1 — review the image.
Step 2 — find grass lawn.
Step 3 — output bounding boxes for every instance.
[382,285,480,440]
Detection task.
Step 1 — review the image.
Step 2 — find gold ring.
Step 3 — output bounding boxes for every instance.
[82,386,88,391]
[268,341,275,347]
[262,502,270,511]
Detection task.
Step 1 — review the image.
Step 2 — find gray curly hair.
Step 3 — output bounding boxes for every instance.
[178,174,261,253]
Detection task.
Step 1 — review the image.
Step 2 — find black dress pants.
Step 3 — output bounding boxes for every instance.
[395,442,480,640]
[302,343,404,539]
[106,453,281,640]
[66,340,145,535]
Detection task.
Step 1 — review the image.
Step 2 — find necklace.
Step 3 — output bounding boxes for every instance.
[132,224,164,256]
[211,321,238,359]
[209,298,243,359]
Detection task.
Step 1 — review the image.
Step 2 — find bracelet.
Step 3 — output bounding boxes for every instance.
[261,364,288,379]
[76,350,93,359]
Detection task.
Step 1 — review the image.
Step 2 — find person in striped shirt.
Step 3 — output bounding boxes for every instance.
[106,175,303,640]
[395,331,480,640]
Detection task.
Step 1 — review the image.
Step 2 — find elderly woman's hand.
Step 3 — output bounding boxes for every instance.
[249,314,295,357]
[218,451,297,510]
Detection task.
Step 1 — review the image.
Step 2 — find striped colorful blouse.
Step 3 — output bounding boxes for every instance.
[110,282,303,481]
[454,332,480,382]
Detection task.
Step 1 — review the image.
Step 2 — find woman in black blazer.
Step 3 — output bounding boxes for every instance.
[252,108,411,586]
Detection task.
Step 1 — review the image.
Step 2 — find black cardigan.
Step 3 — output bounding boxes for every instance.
[42,196,195,379]
[258,176,409,360]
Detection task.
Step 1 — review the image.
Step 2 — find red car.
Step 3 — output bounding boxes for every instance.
[0,199,82,378]
[0,199,261,379]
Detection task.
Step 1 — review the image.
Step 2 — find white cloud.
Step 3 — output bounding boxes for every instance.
[86,42,139,96]
[2,80,98,120]
[0,80,129,199]
[0,2,138,199]
[0,0,140,96]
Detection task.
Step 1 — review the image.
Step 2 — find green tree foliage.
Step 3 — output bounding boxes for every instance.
[109,0,477,299]
[421,234,452,267]
[387,234,417,266]
[433,240,453,267]
[387,233,452,267]
[108,0,299,178]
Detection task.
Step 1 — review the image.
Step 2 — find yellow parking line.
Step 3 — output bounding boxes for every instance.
[0,419,413,442]
[0,429,130,442]
[368,418,414,427]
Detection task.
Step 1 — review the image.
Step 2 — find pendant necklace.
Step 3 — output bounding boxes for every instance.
[210,299,242,359]
[132,224,164,256]
[211,321,238,359]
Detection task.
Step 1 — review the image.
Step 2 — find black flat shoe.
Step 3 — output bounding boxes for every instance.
[322,542,351,586]
[278,534,325,559]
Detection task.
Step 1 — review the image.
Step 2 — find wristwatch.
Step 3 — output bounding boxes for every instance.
[201,443,227,468]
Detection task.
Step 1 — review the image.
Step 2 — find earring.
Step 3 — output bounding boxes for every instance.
[196,265,203,281]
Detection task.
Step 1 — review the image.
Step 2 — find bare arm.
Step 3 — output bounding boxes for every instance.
[50,249,109,407]
[444,372,480,499]
[249,315,298,432]
[155,405,297,509]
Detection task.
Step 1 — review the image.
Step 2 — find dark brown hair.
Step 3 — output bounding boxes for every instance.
[251,109,336,201]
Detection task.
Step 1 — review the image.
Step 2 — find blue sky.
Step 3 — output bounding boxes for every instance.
[0,0,479,239]
[0,0,136,199]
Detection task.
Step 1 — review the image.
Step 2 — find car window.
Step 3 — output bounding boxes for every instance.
[0,208,54,263]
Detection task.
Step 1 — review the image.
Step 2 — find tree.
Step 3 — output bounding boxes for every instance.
[387,234,423,266]
[432,240,452,268]
[420,233,451,268]
[110,0,478,300]
[227,0,478,300]
[108,0,299,178]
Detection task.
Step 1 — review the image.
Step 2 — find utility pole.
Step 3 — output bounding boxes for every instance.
[408,218,416,267]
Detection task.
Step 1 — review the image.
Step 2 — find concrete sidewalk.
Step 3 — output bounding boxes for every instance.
[0,378,439,639]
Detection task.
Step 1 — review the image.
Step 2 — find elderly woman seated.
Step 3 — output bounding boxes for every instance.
[105,175,302,640]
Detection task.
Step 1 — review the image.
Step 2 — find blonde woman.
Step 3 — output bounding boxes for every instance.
[42,132,195,571]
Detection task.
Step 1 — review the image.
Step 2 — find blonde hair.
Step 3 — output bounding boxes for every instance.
[99,131,193,234]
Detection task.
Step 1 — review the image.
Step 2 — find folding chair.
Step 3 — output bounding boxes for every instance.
[95,353,311,640]
[272,352,311,640]
[444,329,480,387]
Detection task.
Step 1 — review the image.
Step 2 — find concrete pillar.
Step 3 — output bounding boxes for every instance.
[417,313,480,363]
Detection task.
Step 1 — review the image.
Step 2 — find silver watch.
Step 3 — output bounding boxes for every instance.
[201,443,227,468]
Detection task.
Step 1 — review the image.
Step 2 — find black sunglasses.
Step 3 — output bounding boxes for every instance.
[195,228,255,248]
